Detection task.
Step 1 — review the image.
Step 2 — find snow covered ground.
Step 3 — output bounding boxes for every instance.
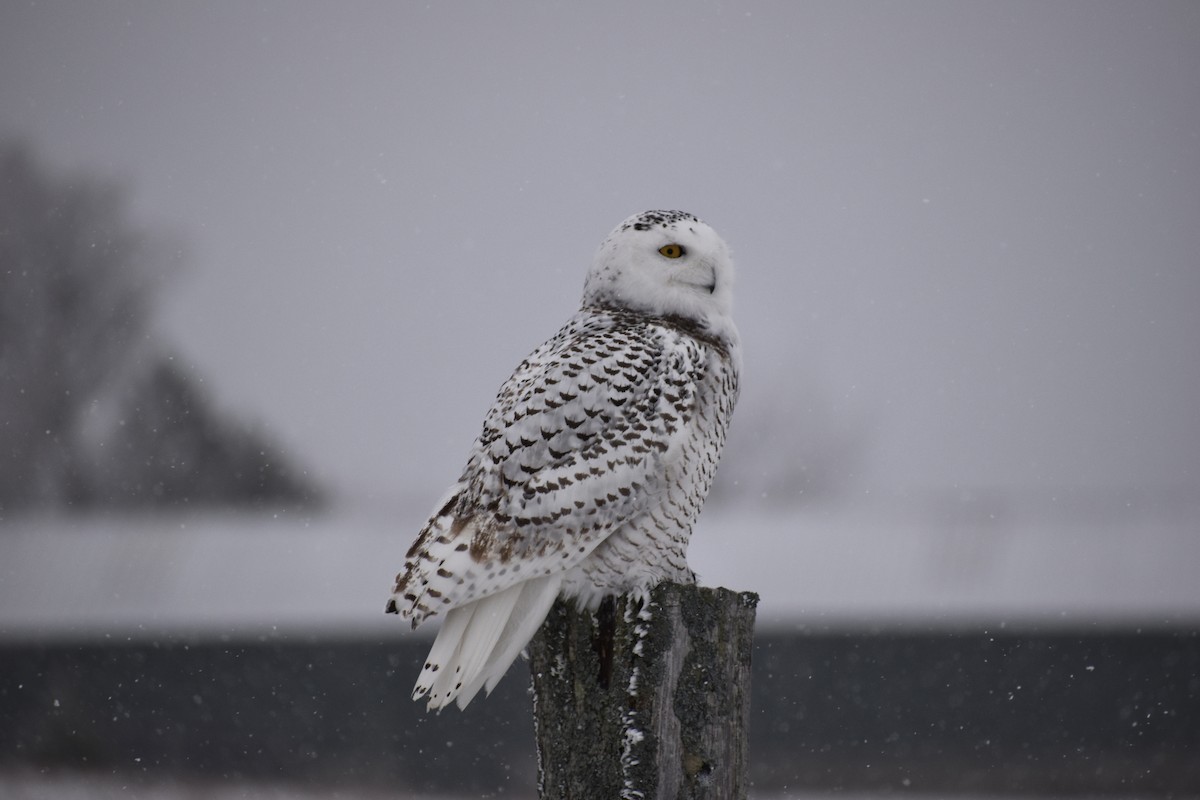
[0,770,439,800]
[2,501,1193,799]
[0,772,1173,800]
[1,497,1197,641]
[0,770,1160,800]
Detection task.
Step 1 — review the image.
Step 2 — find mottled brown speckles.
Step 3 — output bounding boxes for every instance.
[388,260,737,641]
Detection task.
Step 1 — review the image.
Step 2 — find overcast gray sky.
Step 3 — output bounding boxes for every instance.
[3,1,1198,507]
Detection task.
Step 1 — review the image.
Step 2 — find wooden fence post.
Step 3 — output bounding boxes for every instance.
[529,583,758,800]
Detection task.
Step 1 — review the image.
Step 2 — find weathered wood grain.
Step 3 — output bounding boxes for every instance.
[529,583,758,799]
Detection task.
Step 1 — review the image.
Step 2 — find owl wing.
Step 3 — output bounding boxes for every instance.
[388,313,708,627]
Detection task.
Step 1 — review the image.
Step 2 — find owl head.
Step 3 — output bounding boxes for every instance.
[582,210,736,338]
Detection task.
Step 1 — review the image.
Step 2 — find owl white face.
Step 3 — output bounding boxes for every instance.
[582,210,735,331]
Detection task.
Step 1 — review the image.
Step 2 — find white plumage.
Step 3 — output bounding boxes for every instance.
[386,210,741,710]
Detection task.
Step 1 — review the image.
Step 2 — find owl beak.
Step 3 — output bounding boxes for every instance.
[674,261,717,294]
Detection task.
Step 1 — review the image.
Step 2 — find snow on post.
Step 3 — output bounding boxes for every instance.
[529,582,758,799]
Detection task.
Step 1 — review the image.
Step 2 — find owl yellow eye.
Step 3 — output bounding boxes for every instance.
[658,244,685,259]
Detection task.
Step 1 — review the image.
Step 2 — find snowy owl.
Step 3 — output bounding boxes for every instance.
[386,209,741,710]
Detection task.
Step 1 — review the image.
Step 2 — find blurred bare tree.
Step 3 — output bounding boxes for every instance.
[0,141,320,511]
[710,373,871,509]
[0,141,153,506]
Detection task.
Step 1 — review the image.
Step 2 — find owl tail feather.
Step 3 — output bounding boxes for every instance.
[413,574,563,711]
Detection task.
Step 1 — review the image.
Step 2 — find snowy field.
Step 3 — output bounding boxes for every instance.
[0,771,435,800]
[1,498,1198,641]
[1,499,1193,800]
[0,771,1160,800]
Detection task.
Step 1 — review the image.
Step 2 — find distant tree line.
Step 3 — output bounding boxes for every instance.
[0,141,321,512]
